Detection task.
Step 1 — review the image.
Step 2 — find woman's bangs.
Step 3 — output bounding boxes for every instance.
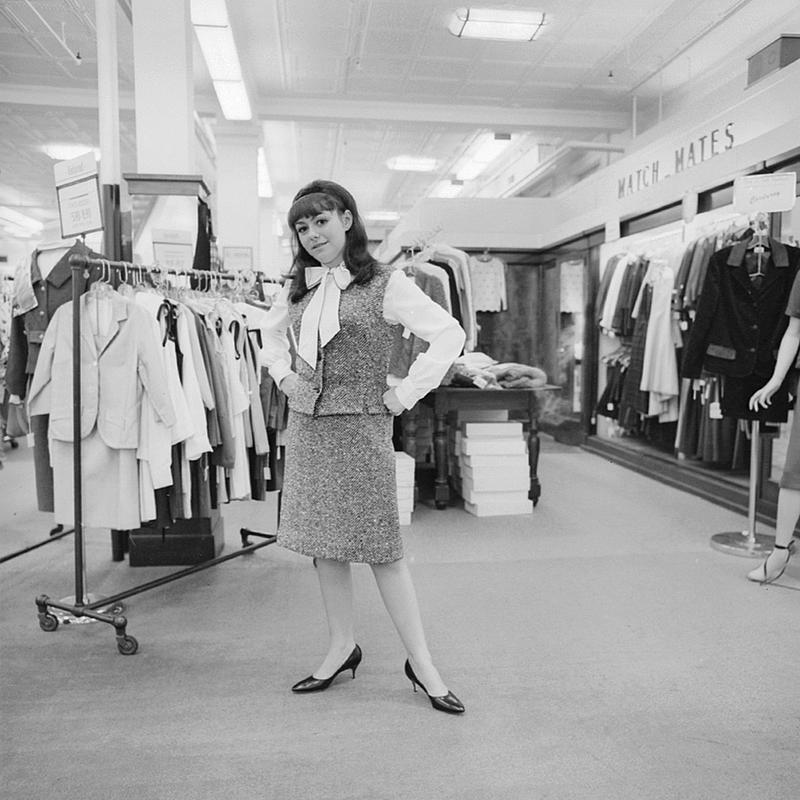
[288,192,338,228]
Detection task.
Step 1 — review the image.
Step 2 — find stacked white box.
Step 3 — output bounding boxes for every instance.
[395,451,415,526]
[457,421,533,517]
[450,409,509,483]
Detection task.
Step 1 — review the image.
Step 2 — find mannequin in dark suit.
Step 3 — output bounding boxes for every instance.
[681,238,800,421]
[747,269,800,584]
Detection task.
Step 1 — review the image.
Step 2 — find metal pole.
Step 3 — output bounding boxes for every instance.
[746,420,760,544]
[72,263,85,604]
[710,420,774,557]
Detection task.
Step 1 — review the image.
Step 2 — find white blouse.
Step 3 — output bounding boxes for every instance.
[260,269,465,409]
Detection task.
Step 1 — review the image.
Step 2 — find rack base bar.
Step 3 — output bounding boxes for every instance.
[82,530,277,610]
[35,594,138,655]
[710,530,775,558]
[51,594,125,625]
[0,527,74,564]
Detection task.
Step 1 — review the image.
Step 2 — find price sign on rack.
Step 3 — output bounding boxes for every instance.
[733,173,797,213]
[152,229,194,273]
[53,151,104,238]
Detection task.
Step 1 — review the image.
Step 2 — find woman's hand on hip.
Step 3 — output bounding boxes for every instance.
[280,373,299,397]
[382,388,406,416]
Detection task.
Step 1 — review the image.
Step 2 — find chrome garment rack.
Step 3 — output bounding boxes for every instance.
[35,253,277,655]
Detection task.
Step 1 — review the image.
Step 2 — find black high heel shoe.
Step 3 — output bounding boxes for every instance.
[291,644,362,693]
[404,660,465,714]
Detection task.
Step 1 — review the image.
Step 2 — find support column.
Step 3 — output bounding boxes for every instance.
[131,0,194,173]
[214,122,261,269]
[130,0,198,263]
[96,1,122,258]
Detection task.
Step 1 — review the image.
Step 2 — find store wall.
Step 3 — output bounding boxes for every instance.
[384,57,800,257]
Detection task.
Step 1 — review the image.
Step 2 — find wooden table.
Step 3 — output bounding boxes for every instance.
[408,386,555,509]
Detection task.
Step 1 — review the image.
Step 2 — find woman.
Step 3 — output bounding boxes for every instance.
[261,179,466,714]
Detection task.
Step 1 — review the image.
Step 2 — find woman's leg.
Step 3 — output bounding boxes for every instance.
[311,557,357,678]
[371,557,449,697]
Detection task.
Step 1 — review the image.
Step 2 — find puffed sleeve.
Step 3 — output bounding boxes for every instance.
[383,269,465,409]
[259,284,294,386]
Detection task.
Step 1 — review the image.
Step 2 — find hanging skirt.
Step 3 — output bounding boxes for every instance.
[277,410,402,564]
[51,430,140,530]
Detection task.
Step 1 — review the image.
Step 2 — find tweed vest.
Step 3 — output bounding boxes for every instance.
[287,265,397,416]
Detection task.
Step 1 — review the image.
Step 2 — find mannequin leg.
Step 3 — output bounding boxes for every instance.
[773,487,800,548]
[312,558,357,678]
[747,487,800,582]
[371,557,449,697]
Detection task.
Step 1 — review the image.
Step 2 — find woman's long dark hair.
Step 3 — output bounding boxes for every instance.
[285,179,379,302]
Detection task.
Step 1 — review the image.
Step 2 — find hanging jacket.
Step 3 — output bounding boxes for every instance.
[681,239,800,379]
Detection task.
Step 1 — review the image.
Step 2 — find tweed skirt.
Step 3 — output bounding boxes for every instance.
[277,410,403,564]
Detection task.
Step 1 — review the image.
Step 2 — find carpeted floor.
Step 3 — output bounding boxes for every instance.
[1,437,799,800]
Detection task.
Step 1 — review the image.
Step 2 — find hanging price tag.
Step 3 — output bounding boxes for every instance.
[709,401,723,419]
[53,152,103,239]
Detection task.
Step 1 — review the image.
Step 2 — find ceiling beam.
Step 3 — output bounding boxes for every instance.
[247,96,629,132]
[1,83,629,133]
[0,83,135,110]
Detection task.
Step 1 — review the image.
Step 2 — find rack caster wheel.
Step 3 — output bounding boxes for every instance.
[39,613,59,632]
[117,635,139,655]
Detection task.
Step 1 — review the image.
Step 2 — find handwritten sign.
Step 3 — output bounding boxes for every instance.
[733,173,797,213]
[152,230,194,272]
[54,152,103,238]
[223,246,253,271]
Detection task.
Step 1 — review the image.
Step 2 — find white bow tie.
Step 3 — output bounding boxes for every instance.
[297,263,353,369]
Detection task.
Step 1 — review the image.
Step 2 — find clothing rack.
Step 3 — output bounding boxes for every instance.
[35,253,277,655]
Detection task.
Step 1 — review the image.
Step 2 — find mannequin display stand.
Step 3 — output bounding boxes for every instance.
[710,420,775,557]
[34,254,277,655]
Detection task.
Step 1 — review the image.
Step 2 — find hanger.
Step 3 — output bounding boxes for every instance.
[477,247,492,262]
[747,212,770,278]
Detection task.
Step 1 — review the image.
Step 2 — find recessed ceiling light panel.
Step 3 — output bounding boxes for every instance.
[365,211,401,222]
[386,156,439,172]
[448,8,546,41]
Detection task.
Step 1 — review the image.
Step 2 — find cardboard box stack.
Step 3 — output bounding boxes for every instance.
[395,451,415,526]
[453,412,533,517]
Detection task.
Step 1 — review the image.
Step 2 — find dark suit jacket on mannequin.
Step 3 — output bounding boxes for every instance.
[6,241,101,511]
[680,238,800,421]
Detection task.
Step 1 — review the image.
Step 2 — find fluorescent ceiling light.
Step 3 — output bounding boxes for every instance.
[455,132,513,181]
[386,156,438,172]
[0,206,44,233]
[448,8,546,41]
[213,80,252,121]
[191,0,250,120]
[429,181,463,199]
[42,143,99,161]
[194,25,242,81]
[190,0,229,26]
[258,147,273,198]
[365,211,400,222]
